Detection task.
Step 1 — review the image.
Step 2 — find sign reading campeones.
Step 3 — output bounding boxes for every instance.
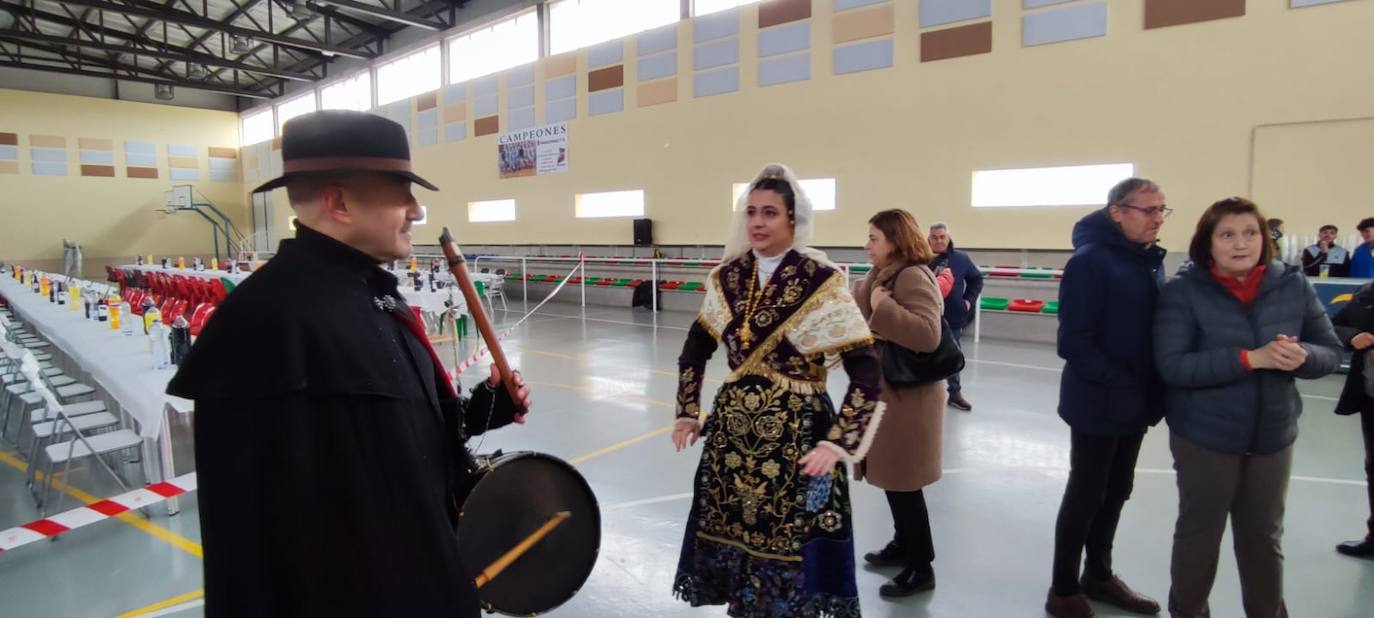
[498,122,568,179]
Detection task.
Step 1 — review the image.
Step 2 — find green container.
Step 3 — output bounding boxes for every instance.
[981,297,1010,311]
[1042,301,1059,314]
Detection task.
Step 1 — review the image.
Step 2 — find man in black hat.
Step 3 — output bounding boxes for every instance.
[168,110,531,617]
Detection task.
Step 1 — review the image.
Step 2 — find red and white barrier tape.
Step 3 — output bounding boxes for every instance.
[0,473,197,554]
[452,257,584,377]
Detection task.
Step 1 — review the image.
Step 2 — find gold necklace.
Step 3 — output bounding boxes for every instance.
[738,259,764,349]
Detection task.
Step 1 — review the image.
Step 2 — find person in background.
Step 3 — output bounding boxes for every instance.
[1329,281,1374,560]
[1302,224,1350,277]
[927,222,983,411]
[1349,218,1374,279]
[1154,197,1340,617]
[1266,218,1285,262]
[1047,177,1169,618]
[854,209,948,598]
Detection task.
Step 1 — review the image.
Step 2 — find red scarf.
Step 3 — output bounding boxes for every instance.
[1210,263,1267,306]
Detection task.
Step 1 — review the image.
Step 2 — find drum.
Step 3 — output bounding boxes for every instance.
[455,451,601,615]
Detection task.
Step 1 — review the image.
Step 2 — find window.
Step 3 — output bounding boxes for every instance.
[576,190,645,218]
[448,10,539,84]
[275,93,317,133]
[693,0,759,16]
[468,199,516,223]
[376,45,441,106]
[320,71,372,111]
[971,163,1135,208]
[732,178,837,211]
[548,0,680,55]
[241,108,274,145]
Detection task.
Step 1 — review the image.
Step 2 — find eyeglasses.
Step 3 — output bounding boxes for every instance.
[1116,203,1173,219]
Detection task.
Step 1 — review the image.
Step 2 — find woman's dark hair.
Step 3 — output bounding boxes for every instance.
[1188,197,1273,268]
[869,209,935,265]
[750,177,796,218]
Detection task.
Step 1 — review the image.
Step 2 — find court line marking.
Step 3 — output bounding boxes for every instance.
[116,589,205,618]
[0,450,202,557]
[497,308,691,332]
[520,346,723,385]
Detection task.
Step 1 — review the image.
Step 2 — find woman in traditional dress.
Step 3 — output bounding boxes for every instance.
[670,163,884,618]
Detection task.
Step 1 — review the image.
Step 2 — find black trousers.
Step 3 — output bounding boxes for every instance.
[1364,410,1374,539]
[1051,430,1146,595]
[885,489,935,571]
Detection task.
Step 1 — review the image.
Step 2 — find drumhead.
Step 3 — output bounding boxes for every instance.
[456,451,601,615]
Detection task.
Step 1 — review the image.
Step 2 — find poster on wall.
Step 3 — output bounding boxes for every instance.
[498,122,568,179]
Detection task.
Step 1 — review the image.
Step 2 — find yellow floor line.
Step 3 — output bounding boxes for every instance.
[521,347,721,384]
[115,588,205,618]
[0,450,202,557]
[569,423,677,465]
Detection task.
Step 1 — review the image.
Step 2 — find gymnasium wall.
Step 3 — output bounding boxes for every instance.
[0,89,247,268]
[248,0,1372,253]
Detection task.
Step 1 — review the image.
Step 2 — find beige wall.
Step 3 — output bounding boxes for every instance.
[336,0,1367,252]
[0,89,246,263]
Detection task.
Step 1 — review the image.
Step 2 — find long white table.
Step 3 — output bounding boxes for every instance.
[1,276,187,439]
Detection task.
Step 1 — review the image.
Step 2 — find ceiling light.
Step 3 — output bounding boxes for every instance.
[230,35,253,54]
[155,84,175,100]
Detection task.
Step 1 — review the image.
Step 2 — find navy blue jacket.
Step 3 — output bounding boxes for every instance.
[1154,262,1341,455]
[1057,208,1168,436]
[930,243,983,329]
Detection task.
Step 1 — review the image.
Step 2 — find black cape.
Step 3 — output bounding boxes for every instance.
[168,224,518,617]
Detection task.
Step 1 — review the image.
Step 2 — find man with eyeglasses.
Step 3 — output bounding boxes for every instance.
[1047,178,1169,618]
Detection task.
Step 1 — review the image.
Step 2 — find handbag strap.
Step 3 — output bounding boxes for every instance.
[882,264,943,312]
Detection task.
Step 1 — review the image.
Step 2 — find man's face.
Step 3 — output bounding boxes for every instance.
[1362,227,1374,244]
[928,228,950,254]
[1319,228,1338,244]
[1108,189,1167,244]
[337,174,424,262]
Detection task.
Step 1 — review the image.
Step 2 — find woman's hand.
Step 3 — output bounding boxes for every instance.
[1249,335,1307,371]
[1352,332,1374,350]
[798,447,841,477]
[870,285,892,309]
[672,421,700,452]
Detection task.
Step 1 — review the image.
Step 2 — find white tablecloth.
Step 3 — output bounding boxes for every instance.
[0,276,186,439]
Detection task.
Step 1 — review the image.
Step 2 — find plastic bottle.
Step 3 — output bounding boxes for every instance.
[149,320,170,369]
[119,302,134,336]
[108,294,123,330]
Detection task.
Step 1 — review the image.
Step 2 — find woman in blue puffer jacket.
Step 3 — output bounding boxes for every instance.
[1154,197,1341,618]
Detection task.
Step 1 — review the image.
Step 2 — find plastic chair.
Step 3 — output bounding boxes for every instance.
[191,305,217,337]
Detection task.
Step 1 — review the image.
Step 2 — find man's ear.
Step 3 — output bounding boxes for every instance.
[318,183,351,225]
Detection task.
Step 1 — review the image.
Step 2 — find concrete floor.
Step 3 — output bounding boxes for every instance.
[1,302,1371,617]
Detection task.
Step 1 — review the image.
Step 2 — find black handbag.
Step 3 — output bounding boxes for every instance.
[878,266,966,387]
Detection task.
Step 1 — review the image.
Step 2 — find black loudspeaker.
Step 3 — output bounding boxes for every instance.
[633,218,653,247]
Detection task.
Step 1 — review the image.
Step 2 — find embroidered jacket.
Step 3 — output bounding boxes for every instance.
[676,249,884,461]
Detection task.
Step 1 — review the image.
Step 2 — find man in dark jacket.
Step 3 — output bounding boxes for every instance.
[168,111,532,617]
[928,222,982,411]
[1046,178,1168,618]
[1331,282,1374,559]
[1301,224,1351,277]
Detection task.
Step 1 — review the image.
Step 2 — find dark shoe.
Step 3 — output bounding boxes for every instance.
[1081,574,1160,615]
[948,393,972,411]
[1336,538,1374,558]
[863,540,905,567]
[1045,589,1096,618]
[879,566,935,597]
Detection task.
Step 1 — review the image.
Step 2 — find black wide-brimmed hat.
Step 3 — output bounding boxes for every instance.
[251,109,439,193]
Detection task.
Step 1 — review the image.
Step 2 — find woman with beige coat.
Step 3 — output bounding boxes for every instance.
[854,208,950,598]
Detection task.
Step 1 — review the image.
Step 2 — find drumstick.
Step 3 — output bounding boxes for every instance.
[439,227,525,412]
[474,511,572,589]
